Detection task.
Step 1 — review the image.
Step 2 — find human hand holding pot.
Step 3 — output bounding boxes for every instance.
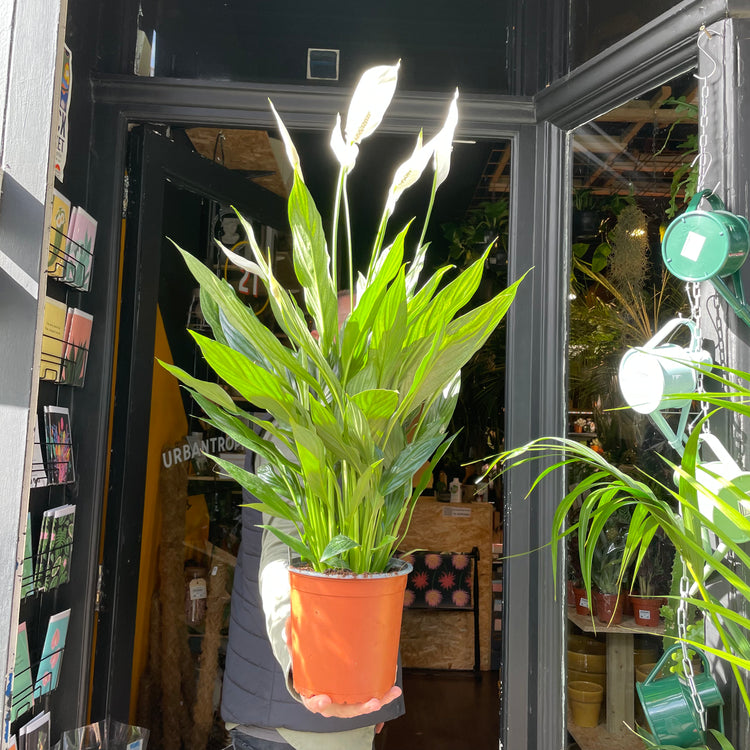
[284,618,401,718]
[300,686,402,718]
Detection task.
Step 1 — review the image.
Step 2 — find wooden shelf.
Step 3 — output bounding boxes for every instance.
[568,608,664,636]
[567,609,662,735]
[567,714,647,750]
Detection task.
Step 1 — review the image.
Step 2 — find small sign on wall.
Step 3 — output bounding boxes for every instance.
[442,506,472,518]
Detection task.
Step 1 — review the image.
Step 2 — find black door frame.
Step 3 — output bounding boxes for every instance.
[90,125,286,719]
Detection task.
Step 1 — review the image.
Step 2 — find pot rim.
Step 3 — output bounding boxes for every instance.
[287,556,413,579]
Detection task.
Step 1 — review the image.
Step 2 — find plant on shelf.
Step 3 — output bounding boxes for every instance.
[492,362,750,747]
[634,532,674,599]
[441,198,509,277]
[161,62,523,702]
[590,511,629,624]
[569,202,687,468]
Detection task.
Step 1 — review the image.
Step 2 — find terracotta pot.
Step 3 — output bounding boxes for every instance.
[568,636,606,674]
[569,667,606,696]
[623,592,634,616]
[594,590,623,625]
[635,661,657,683]
[572,585,593,616]
[288,559,411,704]
[633,645,659,674]
[630,595,662,627]
[568,680,604,727]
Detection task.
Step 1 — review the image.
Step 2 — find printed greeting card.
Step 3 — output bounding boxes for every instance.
[34,609,71,698]
[61,307,93,387]
[10,622,33,722]
[43,406,74,484]
[48,190,72,278]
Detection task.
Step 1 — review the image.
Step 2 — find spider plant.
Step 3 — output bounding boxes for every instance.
[491,360,750,722]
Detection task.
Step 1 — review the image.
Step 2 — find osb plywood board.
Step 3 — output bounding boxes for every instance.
[567,712,646,750]
[399,498,494,670]
[185,128,288,197]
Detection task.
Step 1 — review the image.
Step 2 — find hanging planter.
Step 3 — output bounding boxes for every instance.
[288,559,411,703]
[636,644,724,747]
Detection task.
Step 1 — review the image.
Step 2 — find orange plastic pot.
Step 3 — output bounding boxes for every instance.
[594,590,623,625]
[572,585,593,616]
[630,596,662,627]
[288,558,412,704]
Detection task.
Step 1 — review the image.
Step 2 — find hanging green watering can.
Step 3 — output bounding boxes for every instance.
[618,318,712,453]
[662,189,750,328]
[636,644,724,748]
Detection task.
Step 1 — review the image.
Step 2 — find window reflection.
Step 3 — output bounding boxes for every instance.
[565,70,697,745]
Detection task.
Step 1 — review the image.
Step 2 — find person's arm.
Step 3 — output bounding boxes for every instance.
[258,514,296,684]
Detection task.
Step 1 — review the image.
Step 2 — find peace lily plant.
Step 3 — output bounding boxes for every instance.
[163,63,522,575]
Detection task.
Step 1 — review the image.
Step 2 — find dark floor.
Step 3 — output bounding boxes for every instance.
[375,669,501,750]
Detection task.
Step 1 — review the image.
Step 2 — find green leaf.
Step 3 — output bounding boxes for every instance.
[198,285,228,346]
[212,456,300,522]
[708,729,737,750]
[258,524,312,562]
[157,360,240,413]
[351,389,400,440]
[321,534,360,562]
[403,275,524,413]
[379,435,444,495]
[406,249,489,346]
[189,330,299,420]
[190,391,296,471]
[176,244,305,378]
[287,173,338,352]
[291,424,330,503]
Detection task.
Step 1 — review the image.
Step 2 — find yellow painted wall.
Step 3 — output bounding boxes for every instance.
[129,307,190,719]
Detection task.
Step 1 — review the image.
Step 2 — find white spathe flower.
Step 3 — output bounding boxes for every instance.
[385,131,435,214]
[427,89,459,189]
[344,62,400,145]
[330,113,359,171]
[220,242,265,280]
[269,99,303,179]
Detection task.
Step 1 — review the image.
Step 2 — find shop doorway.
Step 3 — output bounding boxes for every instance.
[92,120,510,749]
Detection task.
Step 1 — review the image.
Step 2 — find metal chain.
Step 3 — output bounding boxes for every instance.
[678,563,707,729]
[694,26,717,194]
[686,281,711,434]
[674,30,713,733]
